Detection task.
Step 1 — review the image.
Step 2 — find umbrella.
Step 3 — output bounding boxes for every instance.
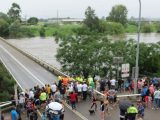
[119,100,132,111]
[46,102,63,115]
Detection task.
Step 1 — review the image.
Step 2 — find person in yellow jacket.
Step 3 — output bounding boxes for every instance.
[127,104,138,120]
[88,75,93,85]
[58,76,62,81]
[76,75,83,83]
[39,90,47,103]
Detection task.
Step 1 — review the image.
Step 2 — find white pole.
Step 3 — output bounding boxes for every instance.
[14,84,18,106]
[134,0,141,94]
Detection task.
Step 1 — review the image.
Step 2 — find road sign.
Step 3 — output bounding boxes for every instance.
[121,63,130,73]
[113,57,123,64]
[121,72,129,78]
[121,63,130,78]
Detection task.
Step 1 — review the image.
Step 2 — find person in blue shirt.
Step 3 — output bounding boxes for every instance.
[11,107,19,120]
[137,102,145,118]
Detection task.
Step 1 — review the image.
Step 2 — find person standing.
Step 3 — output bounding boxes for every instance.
[70,92,77,110]
[11,107,19,120]
[110,78,116,89]
[19,93,25,113]
[100,80,106,93]
[100,101,105,120]
[77,82,82,102]
[51,83,57,96]
[82,82,88,101]
[54,89,62,103]
[127,104,138,120]
[137,102,145,119]
[153,87,159,110]
[1,112,4,120]
[90,94,97,111]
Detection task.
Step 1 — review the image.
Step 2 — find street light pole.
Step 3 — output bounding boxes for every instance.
[134,0,141,94]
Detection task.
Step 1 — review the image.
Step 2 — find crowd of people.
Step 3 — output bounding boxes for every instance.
[120,77,160,120]
[1,75,160,120]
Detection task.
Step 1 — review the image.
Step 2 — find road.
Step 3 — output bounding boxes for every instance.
[0,38,159,120]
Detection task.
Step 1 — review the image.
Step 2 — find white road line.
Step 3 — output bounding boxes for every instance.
[63,102,89,120]
[0,45,45,87]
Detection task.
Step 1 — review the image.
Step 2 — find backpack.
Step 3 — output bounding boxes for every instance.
[141,87,148,96]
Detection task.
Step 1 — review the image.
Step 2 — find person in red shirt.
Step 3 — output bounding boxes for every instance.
[70,92,77,110]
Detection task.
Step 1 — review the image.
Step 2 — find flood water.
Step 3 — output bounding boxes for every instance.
[7,33,160,69]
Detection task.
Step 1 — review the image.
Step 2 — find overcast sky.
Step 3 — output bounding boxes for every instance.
[0,0,159,19]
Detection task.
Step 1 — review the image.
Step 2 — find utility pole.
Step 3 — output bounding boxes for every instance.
[134,0,141,94]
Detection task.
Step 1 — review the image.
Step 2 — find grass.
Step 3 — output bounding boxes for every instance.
[125,24,137,33]
[23,23,82,37]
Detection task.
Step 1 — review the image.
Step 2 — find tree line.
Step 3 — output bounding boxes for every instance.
[1,3,160,38]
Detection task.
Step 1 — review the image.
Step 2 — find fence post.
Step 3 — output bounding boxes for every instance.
[14,84,18,106]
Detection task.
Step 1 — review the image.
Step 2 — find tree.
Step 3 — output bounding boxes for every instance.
[107,4,128,26]
[7,3,21,22]
[8,21,21,38]
[56,35,112,77]
[0,19,9,37]
[102,21,125,35]
[84,6,101,32]
[27,17,38,25]
[0,12,10,23]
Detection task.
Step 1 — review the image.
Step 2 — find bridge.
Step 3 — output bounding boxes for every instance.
[0,38,158,120]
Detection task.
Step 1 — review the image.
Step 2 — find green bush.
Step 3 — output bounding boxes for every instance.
[125,24,137,33]
[9,21,35,38]
[0,62,15,102]
[0,18,9,37]
[141,23,152,33]
[103,21,125,35]
[39,27,45,37]
[154,22,160,33]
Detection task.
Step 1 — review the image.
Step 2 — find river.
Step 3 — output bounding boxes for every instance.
[7,33,160,69]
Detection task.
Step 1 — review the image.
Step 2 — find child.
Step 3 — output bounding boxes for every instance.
[100,101,105,120]
[147,94,152,108]
[88,85,93,99]
[41,112,46,120]
[137,102,145,119]
[70,92,77,110]
[90,94,97,111]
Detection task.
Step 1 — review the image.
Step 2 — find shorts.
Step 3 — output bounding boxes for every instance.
[145,96,148,103]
